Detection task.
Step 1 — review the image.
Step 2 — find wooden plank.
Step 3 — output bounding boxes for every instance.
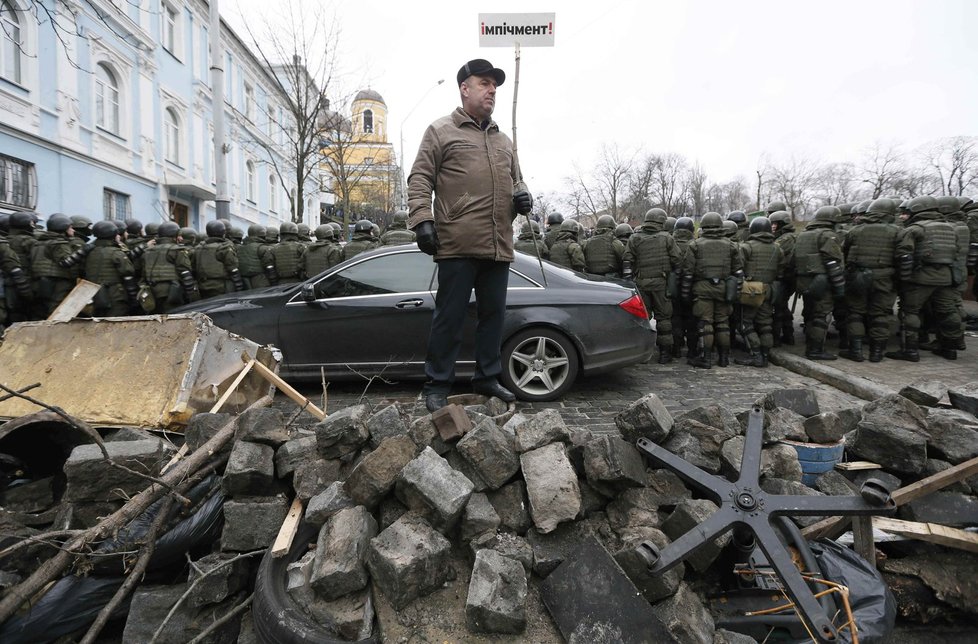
[47,279,102,322]
[271,497,304,558]
[162,360,255,475]
[873,517,978,554]
[251,360,325,420]
[835,461,881,471]
[851,516,876,565]
[804,455,978,540]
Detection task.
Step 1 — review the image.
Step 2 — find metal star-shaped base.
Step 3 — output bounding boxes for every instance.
[635,406,896,642]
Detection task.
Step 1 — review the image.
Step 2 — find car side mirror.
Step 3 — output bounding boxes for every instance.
[300,283,316,303]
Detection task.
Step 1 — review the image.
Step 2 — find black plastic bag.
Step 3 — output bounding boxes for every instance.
[810,539,896,644]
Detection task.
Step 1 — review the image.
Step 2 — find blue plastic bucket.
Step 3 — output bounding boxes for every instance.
[782,439,845,487]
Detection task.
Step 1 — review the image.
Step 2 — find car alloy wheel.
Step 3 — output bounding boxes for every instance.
[501,327,580,402]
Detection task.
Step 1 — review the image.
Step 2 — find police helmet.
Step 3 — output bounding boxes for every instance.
[354,219,373,233]
[247,224,266,238]
[179,226,198,242]
[264,227,279,242]
[769,210,791,226]
[766,200,787,214]
[125,219,144,237]
[700,212,723,229]
[547,213,564,226]
[0,213,8,234]
[158,222,181,238]
[314,224,334,240]
[71,216,93,234]
[393,210,409,224]
[956,196,975,211]
[854,200,872,215]
[726,210,747,224]
[907,195,938,214]
[867,198,896,216]
[297,223,311,237]
[664,217,677,232]
[936,195,960,214]
[520,221,534,234]
[328,222,343,234]
[10,212,34,230]
[722,219,738,236]
[596,214,616,229]
[371,223,381,237]
[46,214,72,233]
[280,221,299,236]
[814,206,841,222]
[674,217,694,232]
[615,223,633,239]
[113,219,127,234]
[644,208,668,224]
[559,219,579,234]
[92,220,119,240]
[749,216,772,235]
[146,222,161,238]
[228,226,244,242]
[205,220,226,237]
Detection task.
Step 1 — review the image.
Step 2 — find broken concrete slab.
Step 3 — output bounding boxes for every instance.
[407,414,450,455]
[222,440,274,497]
[814,469,857,496]
[520,443,581,534]
[366,513,453,610]
[461,492,502,542]
[923,411,978,465]
[273,433,317,478]
[900,380,948,407]
[345,435,418,507]
[122,583,241,644]
[289,584,375,641]
[583,435,646,494]
[650,581,715,644]
[64,439,175,503]
[605,488,665,536]
[187,552,250,608]
[220,495,290,551]
[367,403,411,448]
[644,470,693,508]
[846,422,928,475]
[663,421,724,474]
[677,404,743,438]
[234,407,289,447]
[315,404,371,459]
[861,394,930,436]
[471,531,534,573]
[487,480,532,535]
[526,521,596,578]
[305,481,355,526]
[466,548,528,634]
[900,491,978,528]
[456,419,520,490]
[513,409,571,453]
[757,388,820,418]
[309,505,378,600]
[291,457,341,502]
[947,382,978,417]
[662,499,730,573]
[614,393,674,444]
[446,449,489,492]
[803,411,856,444]
[395,446,474,532]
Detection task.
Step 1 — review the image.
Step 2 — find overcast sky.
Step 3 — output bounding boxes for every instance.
[227,0,978,199]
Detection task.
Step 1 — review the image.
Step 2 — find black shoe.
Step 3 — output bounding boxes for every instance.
[884,349,919,362]
[425,393,449,413]
[936,348,958,360]
[688,351,712,369]
[473,380,517,403]
[734,352,768,368]
[840,337,865,362]
[805,340,836,360]
[658,350,673,364]
[868,340,885,363]
[717,350,729,367]
[671,344,684,359]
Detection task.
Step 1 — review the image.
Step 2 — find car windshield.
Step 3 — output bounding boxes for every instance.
[314,251,435,299]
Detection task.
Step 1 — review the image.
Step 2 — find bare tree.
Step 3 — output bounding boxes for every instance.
[686,163,709,218]
[647,153,691,217]
[813,162,857,205]
[922,136,978,196]
[764,155,820,219]
[562,143,637,222]
[857,142,907,199]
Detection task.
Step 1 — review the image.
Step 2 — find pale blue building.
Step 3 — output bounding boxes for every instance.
[0,0,321,231]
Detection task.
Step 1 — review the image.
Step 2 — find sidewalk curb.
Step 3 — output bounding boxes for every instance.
[769,349,894,402]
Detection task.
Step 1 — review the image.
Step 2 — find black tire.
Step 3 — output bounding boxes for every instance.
[252,521,377,644]
[500,327,580,402]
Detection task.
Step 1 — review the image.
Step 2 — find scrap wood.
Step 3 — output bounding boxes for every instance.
[873,517,978,554]
[271,497,304,558]
[161,359,256,475]
[835,461,881,471]
[47,279,102,322]
[803,455,978,541]
[251,360,325,420]
[0,395,272,626]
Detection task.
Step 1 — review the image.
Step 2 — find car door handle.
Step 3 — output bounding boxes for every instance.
[395,298,425,309]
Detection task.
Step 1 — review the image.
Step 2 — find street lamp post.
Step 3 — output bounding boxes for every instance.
[399,79,444,209]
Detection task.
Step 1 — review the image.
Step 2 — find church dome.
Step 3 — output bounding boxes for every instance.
[354,89,385,104]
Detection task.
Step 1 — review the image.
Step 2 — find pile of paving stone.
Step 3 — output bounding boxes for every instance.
[2,380,978,642]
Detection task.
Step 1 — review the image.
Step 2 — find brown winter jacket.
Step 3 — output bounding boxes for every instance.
[407,107,526,261]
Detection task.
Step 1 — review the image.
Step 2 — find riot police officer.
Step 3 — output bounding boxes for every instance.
[544,212,564,250]
[30,214,76,317]
[726,210,749,242]
[625,208,682,363]
[342,219,380,260]
[670,216,696,358]
[793,206,845,360]
[582,214,624,277]
[681,212,744,368]
[513,220,548,258]
[734,216,785,367]
[0,214,33,329]
[85,220,138,316]
[237,224,266,289]
[380,210,417,246]
[615,223,633,244]
[304,225,343,278]
[140,221,197,312]
[193,220,244,298]
[267,221,306,284]
[769,210,798,346]
[841,198,902,362]
[548,219,586,272]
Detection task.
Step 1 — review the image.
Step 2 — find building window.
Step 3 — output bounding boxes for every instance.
[103,188,131,221]
[362,109,373,133]
[268,173,278,212]
[164,107,181,165]
[162,3,177,53]
[246,160,256,202]
[1,0,22,84]
[95,63,121,135]
[243,81,254,121]
[0,154,37,209]
[363,157,374,165]
[224,51,232,96]
[198,26,208,80]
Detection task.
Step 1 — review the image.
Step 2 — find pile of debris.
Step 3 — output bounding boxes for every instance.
[0,378,977,642]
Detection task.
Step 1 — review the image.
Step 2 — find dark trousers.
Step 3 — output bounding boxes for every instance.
[423,258,509,395]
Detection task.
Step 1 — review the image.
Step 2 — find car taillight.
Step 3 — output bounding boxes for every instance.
[618,293,648,320]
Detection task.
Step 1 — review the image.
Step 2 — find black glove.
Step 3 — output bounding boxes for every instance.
[513,190,533,216]
[415,221,440,256]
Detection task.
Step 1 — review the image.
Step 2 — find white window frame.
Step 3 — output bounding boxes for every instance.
[268,172,277,213]
[95,62,121,136]
[243,80,255,121]
[362,109,373,134]
[1,0,22,85]
[103,187,131,221]
[246,159,256,203]
[161,1,183,59]
[0,153,37,210]
[164,106,181,165]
